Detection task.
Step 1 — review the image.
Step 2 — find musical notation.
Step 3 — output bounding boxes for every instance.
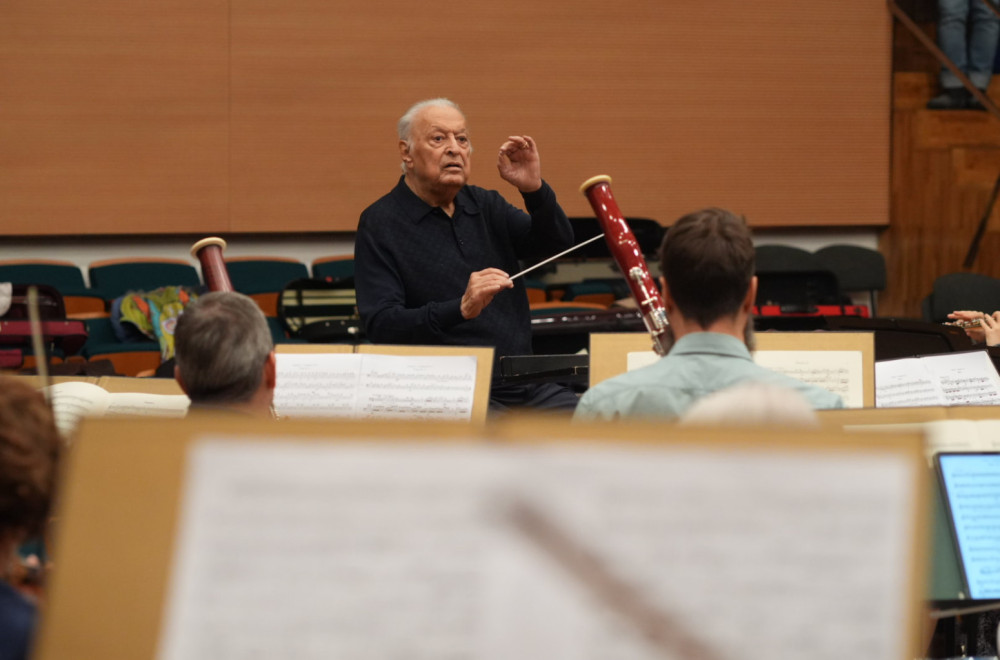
[876,351,1000,408]
[274,353,477,421]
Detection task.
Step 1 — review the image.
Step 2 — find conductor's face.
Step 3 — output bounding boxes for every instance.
[401,105,471,194]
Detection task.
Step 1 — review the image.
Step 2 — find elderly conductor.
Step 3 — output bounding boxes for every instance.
[354,98,579,412]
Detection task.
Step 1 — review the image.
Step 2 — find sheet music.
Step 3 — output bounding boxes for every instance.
[104,393,190,417]
[274,353,477,421]
[158,439,919,660]
[357,354,477,421]
[627,349,863,407]
[41,382,190,436]
[273,353,362,417]
[876,351,1000,408]
[751,350,863,408]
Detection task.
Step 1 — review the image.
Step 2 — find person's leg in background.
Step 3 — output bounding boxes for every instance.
[965,0,1000,108]
[929,0,973,109]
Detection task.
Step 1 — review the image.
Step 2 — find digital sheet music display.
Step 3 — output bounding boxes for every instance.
[937,453,1000,599]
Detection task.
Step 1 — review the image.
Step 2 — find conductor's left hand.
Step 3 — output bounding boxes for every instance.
[497,135,542,193]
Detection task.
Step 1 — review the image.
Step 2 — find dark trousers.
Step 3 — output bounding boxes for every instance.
[488,382,580,415]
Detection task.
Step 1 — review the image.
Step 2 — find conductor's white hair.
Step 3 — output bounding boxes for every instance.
[678,382,819,428]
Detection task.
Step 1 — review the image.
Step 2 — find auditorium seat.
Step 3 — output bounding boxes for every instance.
[312,256,355,281]
[81,317,161,377]
[0,260,107,317]
[561,281,616,307]
[754,245,842,308]
[88,258,201,302]
[225,257,309,316]
[529,301,609,315]
[814,245,887,316]
[922,272,1000,323]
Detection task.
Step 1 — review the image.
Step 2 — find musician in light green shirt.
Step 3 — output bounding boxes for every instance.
[574,208,843,422]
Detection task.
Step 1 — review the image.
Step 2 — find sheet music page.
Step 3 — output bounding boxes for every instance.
[105,393,190,417]
[356,354,477,421]
[875,358,947,408]
[629,349,863,407]
[158,439,919,660]
[273,353,362,417]
[626,350,658,371]
[41,381,111,436]
[920,351,1000,406]
[752,350,863,407]
[876,351,1000,408]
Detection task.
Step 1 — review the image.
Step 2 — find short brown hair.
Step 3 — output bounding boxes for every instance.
[659,208,755,328]
[0,378,61,539]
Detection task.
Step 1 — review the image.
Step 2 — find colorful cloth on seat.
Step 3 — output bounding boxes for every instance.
[115,286,199,359]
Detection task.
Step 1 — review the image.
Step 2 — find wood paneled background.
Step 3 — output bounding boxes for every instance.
[881,6,1000,318]
[0,1,890,235]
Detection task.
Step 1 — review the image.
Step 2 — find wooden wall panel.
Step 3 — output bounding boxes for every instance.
[881,72,1000,317]
[0,1,889,235]
[0,1,230,235]
[230,0,891,233]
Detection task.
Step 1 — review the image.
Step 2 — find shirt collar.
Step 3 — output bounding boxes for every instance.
[390,175,481,223]
[668,332,753,361]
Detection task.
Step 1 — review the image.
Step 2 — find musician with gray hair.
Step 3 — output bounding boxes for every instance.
[173,291,276,417]
[354,97,579,412]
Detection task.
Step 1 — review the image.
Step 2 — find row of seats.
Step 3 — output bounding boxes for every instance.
[754,244,887,315]
[526,244,890,317]
[0,257,355,376]
[0,256,355,318]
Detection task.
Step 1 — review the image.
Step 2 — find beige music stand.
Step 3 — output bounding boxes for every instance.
[36,416,929,660]
[588,331,876,407]
[274,343,354,354]
[97,376,185,395]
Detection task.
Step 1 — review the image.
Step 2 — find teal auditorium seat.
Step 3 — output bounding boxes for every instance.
[225,258,309,295]
[81,316,160,376]
[0,260,107,316]
[88,259,201,302]
[311,256,355,280]
[225,257,310,317]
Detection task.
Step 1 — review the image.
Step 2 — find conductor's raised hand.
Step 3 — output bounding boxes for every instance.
[461,268,514,320]
[497,135,542,193]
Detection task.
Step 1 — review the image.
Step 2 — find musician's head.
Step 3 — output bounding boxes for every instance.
[658,207,757,335]
[174,291,276,416]
[398,98,472,197]
[0,377,61,550]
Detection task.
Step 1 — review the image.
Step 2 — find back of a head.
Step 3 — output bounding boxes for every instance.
[0,377,61,541]
[174,291,273,405]
[678,381,819,428]
[659,208,755,328]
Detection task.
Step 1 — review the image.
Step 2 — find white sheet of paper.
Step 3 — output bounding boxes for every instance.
[273,353,363,417]
[356,354,477,421]
[876,351,1000,408]
[274,353,477,421]
[41,381,191,436]
[751,350,863,408]
[158,439,919,660]
[626,349,861,407]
